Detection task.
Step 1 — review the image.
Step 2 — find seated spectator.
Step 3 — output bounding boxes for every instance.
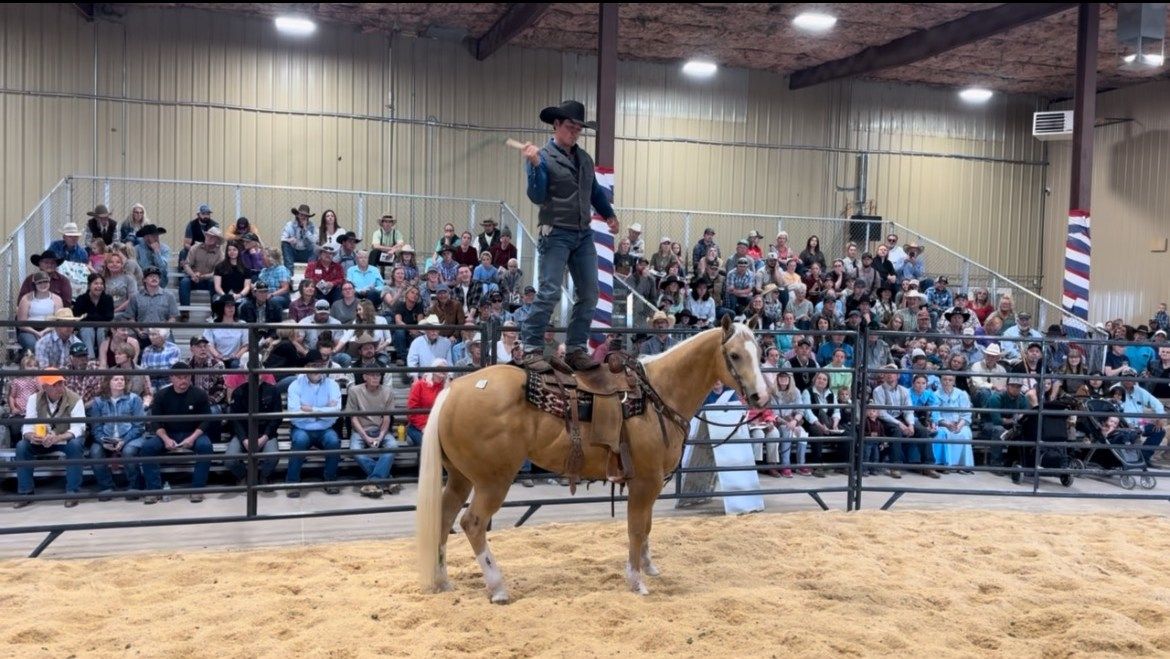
[640,311,676,356]
[481,290,512,325]
[826,348,853,392]
[351,300,392,353]
[5,353,41,446]
[418,265,445,309]
[966,288,993,324]
[222,373,282,486]
[89,373,148,499]
[932,374,974,471]
[203,296,248,368]
[35,308,82,369]
[239,232,265,279]
[511,286,538,327]
[900,347,941,390]
[281,204,319,269]
[264,324,311,393]
[427,284,465,338]
[626,223,646,260]
[335,231,361,272]
[126,267,178,341]
[17,271,64,353]
[472,251,499,297]
[495,321,521,364]
[799,235,827,272]
[787,284,814,330]
[255,247,292,309]
[239,281,284,332]
[20,250,74,304]
[817,331,854,367]
[769,372,807,476]
[913,307,938,339]
[284,359,343,497]
[305,244,345,304]
[488,227,518,276]
[801,371,842,476]
[614,239,635,278]
[182,204,219,251]
[391,285,425,364]
[72,273,114,358]
[63,342,102,413]
[498,258,523,306]
[1115,371,1167,466]
[346,250,384,306]
[133,224,172,287]
[179,226,224,320]
[773,231,796,263]
[1000,312,1042,362]
[299,300,348,355]
[141,363,216,503]
[399,245,420,283]
[213,242,253,302]
[289,279,318,322]
[906,373,942,477]
[1125,325,1157,375]
[119,203,148,245]
[99,251,137,321]
[110,343,152,405]
[381,265,410,312]
[347,371,400,498]
[801,263,825,306]
[49,222,89,265]
[454,332,483,368]
[899,243,927,285]
[87,238,109,273]
[407,315,454,383]
[406,358,449,447]
[140,328,181,393]
[476,218,501,254]
[331,281,362,324]
[100,325,142,368]
[747,395,781,477]
[432,222,459,260]
[451,230,478,269]
[369,213,405,272]
[349,333,391,382]
[13,371,86,508]
[658,276,685,315]
[627,258,657,304]
[985,294,1017,332]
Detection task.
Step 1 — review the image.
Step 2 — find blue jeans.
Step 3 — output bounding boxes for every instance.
[286,427,340,483]
[17,332,39,353]
[139,436,214,489]
[391,329,416,362]
[90,440,122,490]
[521,227,598,353]
[282,243,315,270]
[350,427,395,480]
[16,437,84,494]
[120,437,150,490]
[405,425,423,448]
[1141,423,1166,465]
[179,277,215,306]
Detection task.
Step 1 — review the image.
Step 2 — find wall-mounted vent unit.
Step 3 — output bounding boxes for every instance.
[1033,111,1074,141]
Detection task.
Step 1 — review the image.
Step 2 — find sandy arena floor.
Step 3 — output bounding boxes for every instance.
[3,510,1170,657]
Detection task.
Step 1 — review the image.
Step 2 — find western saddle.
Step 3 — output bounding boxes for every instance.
[524,351,659,492]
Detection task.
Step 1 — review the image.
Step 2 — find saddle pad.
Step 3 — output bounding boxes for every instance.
[525,371,645,421]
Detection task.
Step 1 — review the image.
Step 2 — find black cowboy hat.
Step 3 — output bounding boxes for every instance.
[675,309,697,324]
[658,275,684,290]
[290,204,315,218]
[943,306,970,322]
[86,204,111,218]
[30,250,60,267]
[539,100,597,129]
[135,224,167,238]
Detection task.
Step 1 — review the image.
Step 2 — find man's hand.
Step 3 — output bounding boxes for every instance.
[605,217,619,235]
[162,436,178,451]
[521,142,540,166]
[301,404,314,413]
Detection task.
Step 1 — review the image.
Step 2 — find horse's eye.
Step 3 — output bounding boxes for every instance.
[731,353,740,361]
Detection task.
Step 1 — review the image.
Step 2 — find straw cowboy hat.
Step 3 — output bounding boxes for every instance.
[649,310,675,327]
[419,314,441,326]
[761,283,780,297]
[52,308,86,321]
[60,222,82,237]
[351,332,379,347]
[983,343,1002,357]
[905,242,925,253]
[538,100,597,129]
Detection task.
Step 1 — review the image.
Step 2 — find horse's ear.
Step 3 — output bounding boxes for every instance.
[721,314,733,340]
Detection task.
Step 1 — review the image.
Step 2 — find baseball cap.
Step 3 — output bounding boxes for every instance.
[523,285,536,294]
[911,348,927,359]
[69,343,89,356]
[171,361,191,370]
[37,370,65,386]
[314,299,331,311]
[704,227,715,235]
[1007,377,1025,387]
[253,281,269,291]
[197,204,213,214]
[189,336,210,347]
[143,266,162,278]
[435,284,450,293]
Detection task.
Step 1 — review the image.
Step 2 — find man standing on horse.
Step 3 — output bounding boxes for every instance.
[518,100,619,372]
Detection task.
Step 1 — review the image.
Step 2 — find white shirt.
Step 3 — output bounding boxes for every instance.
[23,394,86,441]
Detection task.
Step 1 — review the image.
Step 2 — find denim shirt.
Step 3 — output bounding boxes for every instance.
[91,394,146,444]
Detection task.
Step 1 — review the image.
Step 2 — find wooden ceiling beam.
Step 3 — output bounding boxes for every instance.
[789,3,1078,90]
[473,3,551,61]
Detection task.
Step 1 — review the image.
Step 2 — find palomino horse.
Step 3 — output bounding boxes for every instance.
[416,317,770,602]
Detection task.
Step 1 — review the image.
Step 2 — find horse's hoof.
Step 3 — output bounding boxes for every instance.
[644,563,661,577]
[631,583,650,596]
[489,590,511,605]
[436,581,454,593]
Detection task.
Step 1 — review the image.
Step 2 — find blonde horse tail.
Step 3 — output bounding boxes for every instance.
[415,387,450,592]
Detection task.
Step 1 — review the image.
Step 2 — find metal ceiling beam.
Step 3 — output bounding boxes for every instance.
[73,3,96,22]
[789,3,1078,90]
[595,3,618,168]
[472,3,551,61]
[1070,3,1099,212]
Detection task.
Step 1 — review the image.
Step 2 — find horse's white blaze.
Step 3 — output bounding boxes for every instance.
[477,549,506,598]
[739,334,769,403]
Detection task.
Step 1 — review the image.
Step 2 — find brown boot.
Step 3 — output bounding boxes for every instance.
[521,349,552,373]
[563,349,599,371]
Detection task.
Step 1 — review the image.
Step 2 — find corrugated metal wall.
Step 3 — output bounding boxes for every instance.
[1044,80,1170,324]
[2,3,1048,287]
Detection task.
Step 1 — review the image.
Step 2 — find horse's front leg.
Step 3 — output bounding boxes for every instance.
[624,476,661,595]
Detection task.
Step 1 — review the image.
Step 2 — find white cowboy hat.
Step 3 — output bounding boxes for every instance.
[649,310,675,327]
[983,343,1002,357]
[419,314,441,326]
[60,222,82,237]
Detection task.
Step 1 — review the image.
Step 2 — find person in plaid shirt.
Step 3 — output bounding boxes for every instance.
[925,276,954,321]
[188,337,227,413]
[724,256,757,315]
[64,343,103,413]
[140,328,181,393]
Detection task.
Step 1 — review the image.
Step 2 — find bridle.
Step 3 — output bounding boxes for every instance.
[695,332,763,442]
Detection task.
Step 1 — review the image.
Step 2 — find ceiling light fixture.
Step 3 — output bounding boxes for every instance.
[682,60,718,78]
[793,12,837,32]
[958,88,994,103]
[275,16,316,36]
[1143,53,1165,66]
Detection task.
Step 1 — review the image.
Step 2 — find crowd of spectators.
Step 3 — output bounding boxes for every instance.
[6,204,1169,505]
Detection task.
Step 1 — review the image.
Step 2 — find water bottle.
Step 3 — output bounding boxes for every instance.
[162,482,172,502]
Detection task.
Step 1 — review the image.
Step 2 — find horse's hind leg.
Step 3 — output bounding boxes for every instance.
[460,481,512,604]
[435,462,473,591]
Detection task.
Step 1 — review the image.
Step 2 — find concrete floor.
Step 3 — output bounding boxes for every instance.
[3,467,1168,560]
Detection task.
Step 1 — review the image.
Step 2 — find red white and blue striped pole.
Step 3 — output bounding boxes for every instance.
[590,167,616,349]
[1062,209,1090,337]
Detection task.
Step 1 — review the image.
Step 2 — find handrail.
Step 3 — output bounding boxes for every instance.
[0,177,67,260]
